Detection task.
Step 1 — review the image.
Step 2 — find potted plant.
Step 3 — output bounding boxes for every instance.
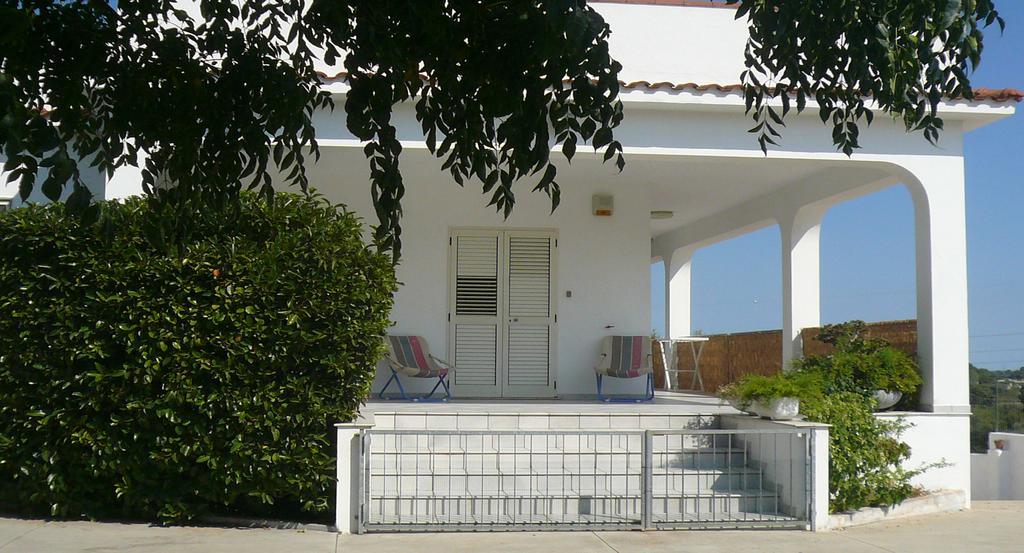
[719,372,821,420]
[717,381,749,411]
[861,347,921,409]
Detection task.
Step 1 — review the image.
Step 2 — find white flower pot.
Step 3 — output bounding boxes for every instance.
[725,397,747,411]
[873,390,903,411]
[751,397,800,420]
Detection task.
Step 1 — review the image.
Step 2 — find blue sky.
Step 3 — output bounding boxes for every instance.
[651,4,1024,371]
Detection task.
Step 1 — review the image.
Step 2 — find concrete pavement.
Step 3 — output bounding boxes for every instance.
[2,501,1021,553]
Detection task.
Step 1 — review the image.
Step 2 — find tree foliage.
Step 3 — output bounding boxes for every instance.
[0,0,623,258]
[730,0,1004,154]
[1,1,1003,258]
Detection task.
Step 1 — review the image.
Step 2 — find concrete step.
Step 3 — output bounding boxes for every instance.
[367,496,643,524]
[368,451,753,474]
[370,468,767,499]
[661,449,750,469]
[651,491,785,518]
[370,474,643,496]
[368,435,741,455]
[368,434,643,455]
[653,468,764,491]
[367,491,786,522]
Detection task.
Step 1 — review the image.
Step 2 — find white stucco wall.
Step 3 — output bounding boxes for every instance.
[877,412,973,504]
[0,156,107,208]
[292,151,653,397]
[972,432,1024,500]
[596,2,747,86]
[313,3,751,93]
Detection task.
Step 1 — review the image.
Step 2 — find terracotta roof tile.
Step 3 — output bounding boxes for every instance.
[619,80,1023,103]
[620,80,743,92]
[318,71,1023,104]
[970,88,1024,102]
[589,0,737,8]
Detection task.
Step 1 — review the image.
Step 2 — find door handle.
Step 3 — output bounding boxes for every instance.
[510,318,519,322]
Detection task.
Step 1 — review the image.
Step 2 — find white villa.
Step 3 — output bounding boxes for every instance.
[3,0,1021,535]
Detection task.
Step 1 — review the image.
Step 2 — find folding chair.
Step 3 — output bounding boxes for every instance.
[595,335,655,403]
[379,335,453,402]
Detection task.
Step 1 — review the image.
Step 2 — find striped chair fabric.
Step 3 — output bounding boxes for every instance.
[595,335,653,378]
[386,335,448,377]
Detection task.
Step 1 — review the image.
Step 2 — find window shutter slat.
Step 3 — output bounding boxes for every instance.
[507,237,550,318]
[454,324,497,386]
[455,236,498,316]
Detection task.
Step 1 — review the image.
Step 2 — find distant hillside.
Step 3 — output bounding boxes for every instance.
[970,364,1024,452]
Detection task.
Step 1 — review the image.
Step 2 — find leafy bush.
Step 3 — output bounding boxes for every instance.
[718,321,934,513]
[0,193,396,522]
[794,321,922,398]
[801,393,932,512]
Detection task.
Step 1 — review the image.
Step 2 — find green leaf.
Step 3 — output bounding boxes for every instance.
[561,133,577,161]
[593,127,613,150]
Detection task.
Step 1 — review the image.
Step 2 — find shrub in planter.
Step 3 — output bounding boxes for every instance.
[718,322,936,512]
[801,393,932,512]
[0,193,396,522]
[793,321,922,409]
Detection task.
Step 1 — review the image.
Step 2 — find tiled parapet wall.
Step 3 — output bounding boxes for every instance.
[371,411,721,432]
[721,414,831,531]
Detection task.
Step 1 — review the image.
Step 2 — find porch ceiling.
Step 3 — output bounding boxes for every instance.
[302,143,894,242]
[586,154,892,237]
[628,156,823,235]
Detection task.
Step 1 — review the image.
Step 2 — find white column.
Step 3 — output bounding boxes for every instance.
[665,246,696,339]
[780,205,826,369]
[908,159,970,413]
[336,420,373,534]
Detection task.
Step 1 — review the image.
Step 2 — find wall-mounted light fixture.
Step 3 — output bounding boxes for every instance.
[592,194,613,217]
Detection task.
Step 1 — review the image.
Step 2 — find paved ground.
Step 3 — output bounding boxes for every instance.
[2,501,1021,553]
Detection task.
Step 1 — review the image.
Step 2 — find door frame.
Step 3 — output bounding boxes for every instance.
[447,227,559,398]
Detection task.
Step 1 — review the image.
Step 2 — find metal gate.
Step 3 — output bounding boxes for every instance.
[359,428,812,532]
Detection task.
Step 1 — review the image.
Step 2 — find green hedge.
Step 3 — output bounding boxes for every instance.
[0,193,396,522]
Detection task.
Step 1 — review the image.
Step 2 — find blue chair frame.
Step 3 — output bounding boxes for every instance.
[379,366,451,402]
[595,372,655,403]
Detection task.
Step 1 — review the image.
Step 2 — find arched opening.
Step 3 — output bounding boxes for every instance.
[691,226,782,335]
[820,185,916,325]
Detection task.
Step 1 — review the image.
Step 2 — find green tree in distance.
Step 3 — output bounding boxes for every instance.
[0,0,1004,259]
[969,364,1024,452]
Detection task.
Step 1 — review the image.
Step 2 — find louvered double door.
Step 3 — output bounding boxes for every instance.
[448,229,557,398]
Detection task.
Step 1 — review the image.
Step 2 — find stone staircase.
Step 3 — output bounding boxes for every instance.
[363,410,803,528]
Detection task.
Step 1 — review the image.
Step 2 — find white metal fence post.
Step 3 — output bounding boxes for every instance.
[809,426,830,531]
[642,430,653,530]
[336,419,374,534]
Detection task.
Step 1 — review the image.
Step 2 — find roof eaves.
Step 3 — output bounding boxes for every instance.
[317,71,1023,104]
[589,0,738,8]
